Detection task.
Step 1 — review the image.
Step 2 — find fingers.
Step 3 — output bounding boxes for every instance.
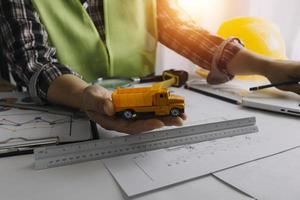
[88,111,164,134]
[268,63,300,95]
[287,69,300,95]
[207,73,229,85]
[180,113,187,120]
[82,85,115,116]
[104,100,115,116]
[278,85,300,95]
[158,114,187,126]
[98,99,115,116]
[87,111,186,134]
[83,85,187,134]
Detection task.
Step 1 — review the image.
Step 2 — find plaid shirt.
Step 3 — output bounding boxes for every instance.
[0,0,241,101]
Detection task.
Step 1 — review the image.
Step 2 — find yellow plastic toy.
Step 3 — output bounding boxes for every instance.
[112,70,187,119]
[217,17,286,59]
[112,86,185,119]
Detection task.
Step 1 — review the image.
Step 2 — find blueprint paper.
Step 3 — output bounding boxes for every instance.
[103,88,300,197]
[0,107,92,144]
[0,92,76,115]
[0,92,92,143]
[214,147,300,200]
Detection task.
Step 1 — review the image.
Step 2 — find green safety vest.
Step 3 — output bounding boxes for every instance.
[32,0,157,82]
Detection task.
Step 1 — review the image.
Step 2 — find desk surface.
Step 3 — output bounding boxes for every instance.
[1,86,299,200]
[0,155,253,200]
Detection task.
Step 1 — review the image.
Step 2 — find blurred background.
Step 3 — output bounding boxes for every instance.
[156,0,300,73]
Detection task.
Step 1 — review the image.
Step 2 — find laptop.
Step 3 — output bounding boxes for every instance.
[185,79,300,117]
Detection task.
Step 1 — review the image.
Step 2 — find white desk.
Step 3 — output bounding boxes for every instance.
[1,87,299,200]
[0,155,253,200]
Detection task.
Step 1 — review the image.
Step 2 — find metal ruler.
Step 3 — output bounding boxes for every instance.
[34,117,258,170]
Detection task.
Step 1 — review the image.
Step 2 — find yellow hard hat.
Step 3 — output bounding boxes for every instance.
[217,17,287,59]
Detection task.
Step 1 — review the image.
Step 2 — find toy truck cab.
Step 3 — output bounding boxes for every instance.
[112,87,185,119]
[153,90,184,116]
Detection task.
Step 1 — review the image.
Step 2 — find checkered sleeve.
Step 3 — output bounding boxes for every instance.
[0,0,81,102]
[157,0,242,71]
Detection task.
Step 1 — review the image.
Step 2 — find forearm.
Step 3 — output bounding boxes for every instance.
[47,75,89,109]
[1,0,84,104]
[227,48,273,76]
[227,47,300,95]
[157,0,241,71]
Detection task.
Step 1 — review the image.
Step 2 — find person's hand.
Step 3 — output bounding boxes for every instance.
[226,48,300,95]
[264,61,300,95]
[81,85,186,134]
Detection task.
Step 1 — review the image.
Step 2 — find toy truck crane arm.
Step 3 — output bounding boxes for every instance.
[152,70,188,89]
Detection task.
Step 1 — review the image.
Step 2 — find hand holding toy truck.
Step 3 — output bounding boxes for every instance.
[112,69,188,119]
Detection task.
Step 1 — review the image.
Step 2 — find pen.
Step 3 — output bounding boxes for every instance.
[0,137,58,157]
[249,80,300,91]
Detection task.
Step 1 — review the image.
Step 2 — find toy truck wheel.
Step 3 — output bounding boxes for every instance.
[123,110,134,119]
[170,108,181,117]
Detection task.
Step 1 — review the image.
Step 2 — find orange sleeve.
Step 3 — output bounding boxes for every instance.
[157,0,241,70]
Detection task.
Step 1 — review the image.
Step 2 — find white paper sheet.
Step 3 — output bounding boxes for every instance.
[0,107,92,145]
[214,147,300,200]
[103,88,300,197]
[0,154,254,200]
[185,79,262,103]
[0,92,75,115]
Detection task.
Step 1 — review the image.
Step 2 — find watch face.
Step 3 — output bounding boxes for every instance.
[94,79,133,90]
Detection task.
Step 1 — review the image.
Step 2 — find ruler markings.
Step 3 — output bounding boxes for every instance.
[35,117,257,169]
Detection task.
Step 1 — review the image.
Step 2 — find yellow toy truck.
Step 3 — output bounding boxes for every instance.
[112,86,185,119]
